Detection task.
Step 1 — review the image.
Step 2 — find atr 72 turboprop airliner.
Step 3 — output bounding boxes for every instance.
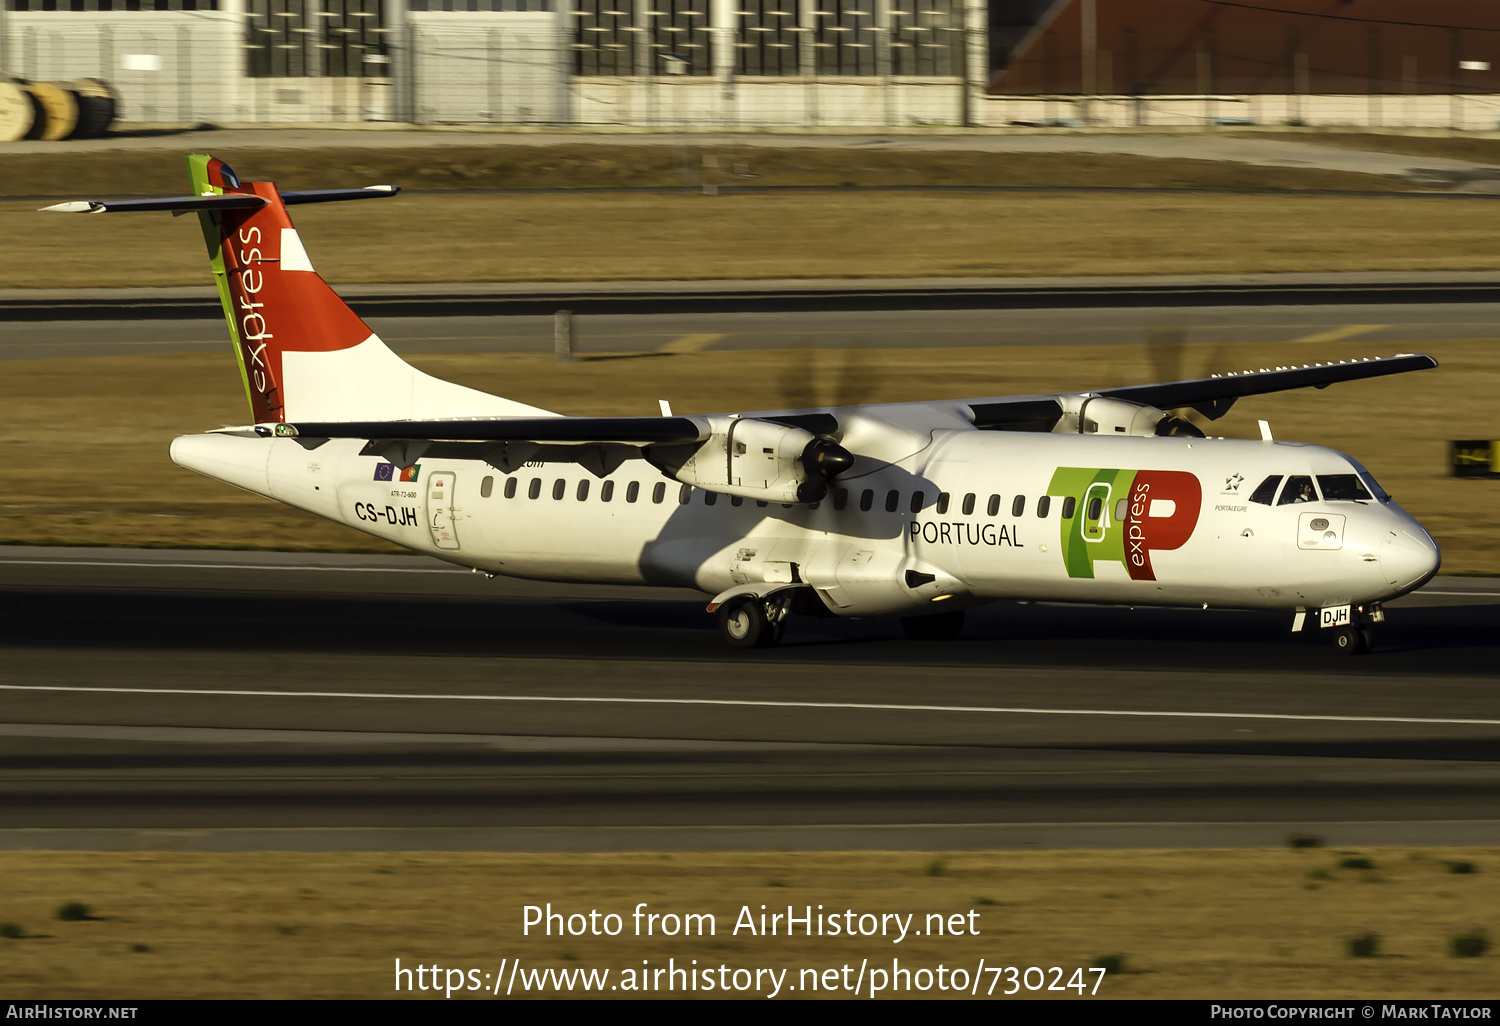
[46,156,1441,654]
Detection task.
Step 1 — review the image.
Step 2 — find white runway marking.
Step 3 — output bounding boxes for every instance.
[3,684,1499,727]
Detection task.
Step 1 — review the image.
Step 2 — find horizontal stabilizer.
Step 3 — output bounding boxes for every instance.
[270,416,708,446]
[1101,353,1438,421]
[39,186,397,215]
[40,194,267,214]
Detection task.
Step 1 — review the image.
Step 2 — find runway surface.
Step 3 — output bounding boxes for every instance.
[1,548,1497,851]
[2,301,1495,362]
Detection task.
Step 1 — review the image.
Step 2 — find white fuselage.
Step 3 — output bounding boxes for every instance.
[171,419,1440,619]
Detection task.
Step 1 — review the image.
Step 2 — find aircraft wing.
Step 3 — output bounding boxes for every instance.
[968,352,1438,428]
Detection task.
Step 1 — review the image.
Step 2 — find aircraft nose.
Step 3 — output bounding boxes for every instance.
[1381,525,1441,593]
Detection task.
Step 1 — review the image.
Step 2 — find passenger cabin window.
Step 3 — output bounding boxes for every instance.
[552,479,566,500]
[961,493,975,516]
[833,488,849,511]
[1249,475,1282,505]
[1317,474,1373,501]
[1278,475,1318,505]
[705,491,718,506]
[731,496,743,507]
[1086,496,1102,521]
[910,491,925,514]
[652,482,666,504]
[1037,496,1051,518]
[859,489,874,512]
[1115,498,1127,522]
[626,481,640,503]
[576,480,590,501]
[936,492,950,514]
[1011,495,1026,517]
[679,484,692,505]
[987,494,1000,517]
[757,500,768,508]
[480,476,494,498]
[601,481,614,502]
[1061,496,1076,519]
[885,490,899,513]
[504,477,517,499]
[528,478,542,500]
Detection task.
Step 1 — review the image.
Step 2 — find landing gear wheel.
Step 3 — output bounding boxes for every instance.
[718,596,781,649]
[1333,625,1373,656]
[901,609,965,641]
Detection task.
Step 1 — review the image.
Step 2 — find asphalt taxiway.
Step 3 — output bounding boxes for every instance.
[0,548,1496,851]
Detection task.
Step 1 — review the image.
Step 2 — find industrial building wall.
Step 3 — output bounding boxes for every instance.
[0,0,985,127]
[988,0,1500,99]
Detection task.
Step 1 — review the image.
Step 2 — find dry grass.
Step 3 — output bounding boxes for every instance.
[0,848,1495,999]
[0,143,1412,198]
[6,336,1497,571]
[8,189,1500,288]
[1253,131,1500,167]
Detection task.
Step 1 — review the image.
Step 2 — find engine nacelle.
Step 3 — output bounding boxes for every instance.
[657,416,850,504]
[1071,396,1169,437]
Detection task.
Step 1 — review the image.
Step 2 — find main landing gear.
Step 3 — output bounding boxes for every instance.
[716,594,786,649]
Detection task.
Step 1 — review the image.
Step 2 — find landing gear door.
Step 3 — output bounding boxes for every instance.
[426,470,460,550]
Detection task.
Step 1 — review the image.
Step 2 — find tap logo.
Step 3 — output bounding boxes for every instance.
[1047,467,1202,581]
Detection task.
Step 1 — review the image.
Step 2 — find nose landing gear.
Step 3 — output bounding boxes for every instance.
[1332,625,1374,656]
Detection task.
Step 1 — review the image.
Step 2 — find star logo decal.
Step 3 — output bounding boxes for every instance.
[1224,473,1244,492]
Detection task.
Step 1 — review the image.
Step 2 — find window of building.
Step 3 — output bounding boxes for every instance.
[736,0,802,76]
[814,3,878,75]
[890,0,964,76]
[245,0,390,80]
[575,0,713,77]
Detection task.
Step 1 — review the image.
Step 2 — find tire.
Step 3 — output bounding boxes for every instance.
[901,609,965,641]
[718,596,769,649]
[1333,626,1370,656]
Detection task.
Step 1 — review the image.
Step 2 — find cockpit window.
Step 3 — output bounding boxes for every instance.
[1316,474,1373,501]
[1344,458,1391,503]
[1277,475,1318,505]
[1249,475,1282,505]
